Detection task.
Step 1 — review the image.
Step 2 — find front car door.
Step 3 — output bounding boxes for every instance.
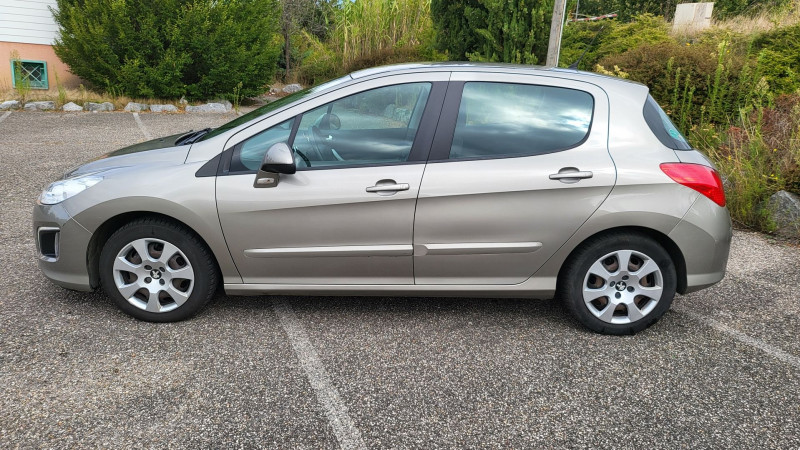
[216,73,448,284]
[413,72,615,284]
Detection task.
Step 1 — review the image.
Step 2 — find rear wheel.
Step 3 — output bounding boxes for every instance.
[560,232,677,335]
[99,218,218,322]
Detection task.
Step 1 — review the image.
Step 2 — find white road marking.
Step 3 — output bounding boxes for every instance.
[132,112,152,140]
[272,299,367,450]
[0,111,11,124]
[677,309,800,369]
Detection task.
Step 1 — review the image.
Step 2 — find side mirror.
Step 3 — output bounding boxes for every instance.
[254,142,295,188]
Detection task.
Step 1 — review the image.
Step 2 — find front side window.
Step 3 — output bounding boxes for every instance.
[231,118,295,172]
[291,83,431,169]
[449,82,594,160]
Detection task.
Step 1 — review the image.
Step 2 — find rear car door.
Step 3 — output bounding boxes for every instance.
[216,73,448,284]
[413,72,615,284]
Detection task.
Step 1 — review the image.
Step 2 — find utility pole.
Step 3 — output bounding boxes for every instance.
[546,0,568,67]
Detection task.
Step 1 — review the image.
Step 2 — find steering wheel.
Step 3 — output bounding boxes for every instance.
[306,124,327,161]
[293,147,312,167]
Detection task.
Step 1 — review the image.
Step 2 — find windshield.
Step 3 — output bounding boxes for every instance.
[199,75,352,142]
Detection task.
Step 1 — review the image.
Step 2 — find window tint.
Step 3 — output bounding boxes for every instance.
[231,118,295,172]
[643,95,692,150]
[292,83,431,169]
[449,82,593,160]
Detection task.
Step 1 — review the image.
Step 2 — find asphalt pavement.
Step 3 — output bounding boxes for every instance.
[1,110,799,448]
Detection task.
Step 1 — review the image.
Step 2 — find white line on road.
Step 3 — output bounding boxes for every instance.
[132,112,152,140]
[677,309,800,370]
[272,299,367,450]
[0,111,11,124]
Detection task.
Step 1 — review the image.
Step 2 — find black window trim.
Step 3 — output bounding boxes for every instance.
[215,81,449,176]
[427,80,596,163]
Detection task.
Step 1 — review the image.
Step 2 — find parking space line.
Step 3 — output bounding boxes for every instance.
[0,111,11,124]
[272,299,367,450]
[132,112,152,140]
[676,309,800,369]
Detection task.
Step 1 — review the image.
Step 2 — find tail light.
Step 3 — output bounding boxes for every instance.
[660,163,726,207]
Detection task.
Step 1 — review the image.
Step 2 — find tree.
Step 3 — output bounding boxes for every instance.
[279,0,332,81]
[431,0,553,64]
[52,0,282,100]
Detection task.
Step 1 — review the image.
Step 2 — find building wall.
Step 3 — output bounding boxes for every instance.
[0,0,82,90]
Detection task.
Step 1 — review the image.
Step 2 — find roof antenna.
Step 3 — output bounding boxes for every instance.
[568,24,605,70]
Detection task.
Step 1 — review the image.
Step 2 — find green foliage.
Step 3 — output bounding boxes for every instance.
[431,0,552,64]
[9,51,32,103]
[571,0,789,21]
[52,0,282,100]
[559,15,670,70]
[751,23,800,94]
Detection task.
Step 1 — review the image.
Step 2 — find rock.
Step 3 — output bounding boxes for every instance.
[123,102,148,112]
[23,101,55,111]
[61,102,83,112]
[282,83,302,94]
[149,104,178,113]
[85,101,114,112]
[185,103,227,113]
[383,104,396,118]
[0,100,21,110]
[766,190,800,238]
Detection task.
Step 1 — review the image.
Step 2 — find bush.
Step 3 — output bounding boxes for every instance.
[53,0,282,100]
[560,14,671,70]
[751,23,800,95]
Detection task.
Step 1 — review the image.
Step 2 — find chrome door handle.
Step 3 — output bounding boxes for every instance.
[549,169,593,182]
[366,183,410,193]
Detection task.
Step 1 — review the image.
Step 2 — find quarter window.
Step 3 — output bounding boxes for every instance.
[292,83,431,169]
[449,82,593,160]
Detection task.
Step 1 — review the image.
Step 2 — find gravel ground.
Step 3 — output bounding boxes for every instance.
[1,111,799,448]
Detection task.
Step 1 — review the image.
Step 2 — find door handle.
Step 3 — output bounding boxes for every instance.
[366,183,410,193]
[549,168,593,183]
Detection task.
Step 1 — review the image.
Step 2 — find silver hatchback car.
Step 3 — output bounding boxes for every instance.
[33,63,731,334]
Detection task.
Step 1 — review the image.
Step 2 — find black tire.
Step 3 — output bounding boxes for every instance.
[99,218,218,322]
[558,232,677,335]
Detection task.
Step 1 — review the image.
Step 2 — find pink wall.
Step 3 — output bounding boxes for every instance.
[0,42,83,91]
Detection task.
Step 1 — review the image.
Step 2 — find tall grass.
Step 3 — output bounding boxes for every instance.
[328,0,432,69]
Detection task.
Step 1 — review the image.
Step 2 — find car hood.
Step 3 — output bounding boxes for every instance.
[65,132,191,178]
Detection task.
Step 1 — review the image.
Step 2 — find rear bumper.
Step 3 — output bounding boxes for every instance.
[669,196,732,293]
[32,203,93,291]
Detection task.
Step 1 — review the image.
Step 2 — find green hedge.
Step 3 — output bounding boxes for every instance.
[53,0,282,100]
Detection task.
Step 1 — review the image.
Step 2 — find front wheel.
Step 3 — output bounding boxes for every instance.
[99,218,218,322]
[559,233,677,335]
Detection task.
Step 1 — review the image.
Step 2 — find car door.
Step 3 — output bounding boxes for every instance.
[413,73,615,285]
[216,74,448,284]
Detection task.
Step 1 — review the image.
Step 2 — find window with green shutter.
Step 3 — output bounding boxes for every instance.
[11,60,48,90]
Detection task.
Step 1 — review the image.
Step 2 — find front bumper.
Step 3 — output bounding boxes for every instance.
[669,195,733,293]
[32,202,93,291]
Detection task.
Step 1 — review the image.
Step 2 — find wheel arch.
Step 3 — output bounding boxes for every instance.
[87,211,223,290]
[555,226,688,295]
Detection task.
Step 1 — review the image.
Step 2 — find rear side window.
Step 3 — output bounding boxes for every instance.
[449,82,594,160]
[643,95,692,150]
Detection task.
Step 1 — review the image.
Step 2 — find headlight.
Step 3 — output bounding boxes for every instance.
[38,173,104,205]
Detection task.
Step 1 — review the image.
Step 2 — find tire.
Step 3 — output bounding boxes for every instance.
[99,218,218,322]
[559,232,677,335]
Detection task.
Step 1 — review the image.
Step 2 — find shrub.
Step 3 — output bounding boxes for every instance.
[560,14,671,70]
[52,0,282,100]
[751,23,800,94]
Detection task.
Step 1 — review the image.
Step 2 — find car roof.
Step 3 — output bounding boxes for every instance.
[347,62,646,90]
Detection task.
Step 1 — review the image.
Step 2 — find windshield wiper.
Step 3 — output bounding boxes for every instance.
[175,128,212,145]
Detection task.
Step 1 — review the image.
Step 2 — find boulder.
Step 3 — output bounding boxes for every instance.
[282,83,302,94]
[185,103,227,113]
[149,104,178,113]
[86,101,114,112]
[62,102,83,112]
[124,102,148,112]
[23,101,55,111]
[0,100,21,111]
[766,190,800,238]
